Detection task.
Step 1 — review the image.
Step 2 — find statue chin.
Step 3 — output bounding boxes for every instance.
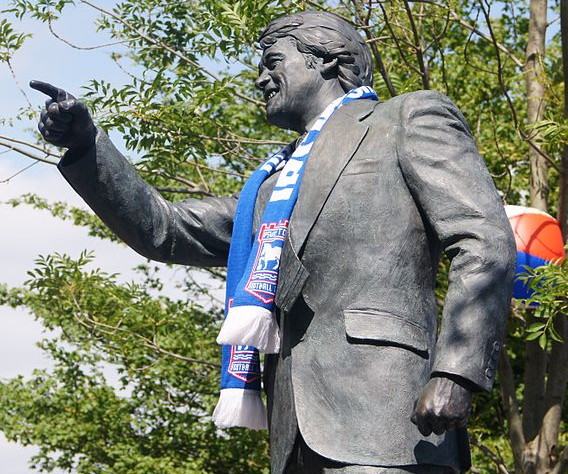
[266,111,301,133]
[265,109,287,129]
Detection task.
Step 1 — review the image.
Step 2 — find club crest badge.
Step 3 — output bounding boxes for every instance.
[245,219,288,304]
[228,345,261,383]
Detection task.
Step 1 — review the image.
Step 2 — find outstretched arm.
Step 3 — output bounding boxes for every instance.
[30,80,237,267]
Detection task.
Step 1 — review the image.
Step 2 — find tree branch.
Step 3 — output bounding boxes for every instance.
[415,0,524,68]
[141,169,214,196]
[470,436,511,474]
[0,140,59,165]
[559,0,568,240]
[488,111,514,201]
[0,160,40,183]
[522,338,547,442]
[6,58,33,109]
[70,294,220,368]
[348,0,397,97]
[403,0,430,89]
[78,0,263,107]
[182,160,247,179]
[196,134,287,146]
[521,132,560,172]
[0,134,62,158]
[551,445,568,474]
[47,17,133,50]
[377,2,422,76]
[540,317,568,465]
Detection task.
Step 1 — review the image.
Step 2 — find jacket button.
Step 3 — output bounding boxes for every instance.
[485,367,494,378]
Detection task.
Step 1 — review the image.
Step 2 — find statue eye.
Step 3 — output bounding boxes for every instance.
[266,56,282,69]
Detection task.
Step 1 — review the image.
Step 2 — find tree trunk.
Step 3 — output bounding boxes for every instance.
[526,0,549,211]
[534,4,568,474]
[558,0,568,241]
[520,2,555,474]
[538,318,568,472]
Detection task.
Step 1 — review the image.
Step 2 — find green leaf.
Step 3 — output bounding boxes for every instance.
[538,332,548,350]
[526,331,543,341]
[526,322,546,333]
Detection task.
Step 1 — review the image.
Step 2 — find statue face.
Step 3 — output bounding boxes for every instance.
[256,37,328,132]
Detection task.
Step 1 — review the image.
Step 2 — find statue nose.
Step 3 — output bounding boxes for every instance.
[256,72,270,91]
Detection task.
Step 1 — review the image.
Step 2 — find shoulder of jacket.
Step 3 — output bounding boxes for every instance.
[379,90,454,110]
[369,90,464,130]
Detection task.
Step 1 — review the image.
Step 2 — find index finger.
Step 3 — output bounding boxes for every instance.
[29,80,66,101]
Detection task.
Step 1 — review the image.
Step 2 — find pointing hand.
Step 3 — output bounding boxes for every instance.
[30,80,95,151]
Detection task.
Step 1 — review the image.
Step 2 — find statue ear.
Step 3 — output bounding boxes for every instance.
[320,57,339,79]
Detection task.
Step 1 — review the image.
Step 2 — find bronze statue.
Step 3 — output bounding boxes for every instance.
[31,11,515,474]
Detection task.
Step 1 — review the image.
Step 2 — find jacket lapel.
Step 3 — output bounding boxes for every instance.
[288,99,378,254]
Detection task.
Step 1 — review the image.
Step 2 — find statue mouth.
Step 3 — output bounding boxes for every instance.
[265,90,278,102]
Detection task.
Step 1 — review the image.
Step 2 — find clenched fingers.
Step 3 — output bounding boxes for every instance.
[46,102,72,123]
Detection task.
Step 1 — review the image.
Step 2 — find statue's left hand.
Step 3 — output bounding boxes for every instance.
[410,376,472,436]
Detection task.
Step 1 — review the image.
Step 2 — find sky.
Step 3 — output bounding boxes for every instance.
[0,2,192,471]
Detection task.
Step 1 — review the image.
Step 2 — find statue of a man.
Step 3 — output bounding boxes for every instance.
[31,11,515,474]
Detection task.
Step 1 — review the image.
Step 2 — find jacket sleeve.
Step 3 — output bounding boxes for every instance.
[58,127,237,267]
[396,91,516,391]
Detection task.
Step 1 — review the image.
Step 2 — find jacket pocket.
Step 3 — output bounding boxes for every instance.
[343,309,429,356]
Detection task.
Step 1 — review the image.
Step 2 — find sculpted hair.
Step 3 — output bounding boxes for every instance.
[258,11,374,92]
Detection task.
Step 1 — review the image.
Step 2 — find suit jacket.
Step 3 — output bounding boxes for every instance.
[59,90,516,472]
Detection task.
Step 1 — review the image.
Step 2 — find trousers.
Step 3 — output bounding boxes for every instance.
[284,433,457,474]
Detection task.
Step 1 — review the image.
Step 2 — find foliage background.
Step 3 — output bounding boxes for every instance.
[0,0,566,473]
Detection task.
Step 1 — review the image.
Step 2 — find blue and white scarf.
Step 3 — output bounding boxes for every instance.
[213,87,378,429]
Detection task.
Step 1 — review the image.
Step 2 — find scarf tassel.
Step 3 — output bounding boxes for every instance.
[216,306,281,354]
[212,388,268,429]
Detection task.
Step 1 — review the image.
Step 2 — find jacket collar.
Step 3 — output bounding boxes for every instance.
[288,98,379,254]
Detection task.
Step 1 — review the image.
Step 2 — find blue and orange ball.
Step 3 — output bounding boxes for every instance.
[505,205,565,300]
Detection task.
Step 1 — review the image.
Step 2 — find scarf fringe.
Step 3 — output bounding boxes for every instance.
[212,388,268,429]
[217,306,281,353]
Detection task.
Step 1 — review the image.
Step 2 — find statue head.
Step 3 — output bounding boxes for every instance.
[256,11,373,132]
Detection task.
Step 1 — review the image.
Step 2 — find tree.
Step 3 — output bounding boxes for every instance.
[0,1,566,473]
